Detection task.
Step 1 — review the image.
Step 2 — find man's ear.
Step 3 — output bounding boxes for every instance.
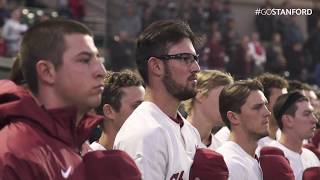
[103,104,116,120]
[195,90,205,103]
[36,60,56,85]
[282,115,294,129]
[148,57,163,77]
[226,111,240,126]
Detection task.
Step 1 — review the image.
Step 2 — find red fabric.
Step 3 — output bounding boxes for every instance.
[189,148,228,180]
[84,150,141,180]
[253,42,263,55]
[0,80,104,180]
[207,42,226,69]
[169,114,184,127]
[303,167,320,180]
[311,129,320,149]
[69,0,85,19]
[259,146,295,180]
[260,146,285,156]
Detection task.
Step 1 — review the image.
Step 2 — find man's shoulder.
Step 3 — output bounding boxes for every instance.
[116,118,168,146]
[302,148,320,162]
[0,120,61,160]
[117,102,178,139]
[1,121,42,150]
[0,122,54,173]
[217,141,238,154]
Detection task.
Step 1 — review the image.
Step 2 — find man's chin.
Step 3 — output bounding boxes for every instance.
[256,131,269,140]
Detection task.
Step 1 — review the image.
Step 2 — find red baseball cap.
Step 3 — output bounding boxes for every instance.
[84,150,141,180]
[303,167,320,180]
[189,148,229,180]
[259,146,294,180]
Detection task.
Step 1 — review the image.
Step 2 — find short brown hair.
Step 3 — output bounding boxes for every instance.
[219,79,264,129]
[255,73,288,101]
[273,91,309,130]
[20,19,92,94]
[95,70,144,115]
[183,70,233,114]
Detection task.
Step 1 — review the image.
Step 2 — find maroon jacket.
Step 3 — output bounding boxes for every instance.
[0,80,103,180]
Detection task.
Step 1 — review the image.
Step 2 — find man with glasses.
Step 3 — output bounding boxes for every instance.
[114,20,202,179]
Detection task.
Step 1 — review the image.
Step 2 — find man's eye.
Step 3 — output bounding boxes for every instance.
[80,59,90,63]
[182,56,193,62]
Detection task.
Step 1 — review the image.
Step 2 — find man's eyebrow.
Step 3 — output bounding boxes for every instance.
[76,51,99,57]
[252,101,267,108]
[76,51,93,57]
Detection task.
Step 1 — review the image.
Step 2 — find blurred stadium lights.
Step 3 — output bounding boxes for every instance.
[27,13,35,19]
[22,9,29,15]
[36,10,44,16]
[51,11,58,18]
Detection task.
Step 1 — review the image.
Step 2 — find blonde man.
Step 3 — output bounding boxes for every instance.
[184,70,233,150]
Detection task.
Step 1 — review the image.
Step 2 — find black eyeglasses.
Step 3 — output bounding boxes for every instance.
[154,53,199,65]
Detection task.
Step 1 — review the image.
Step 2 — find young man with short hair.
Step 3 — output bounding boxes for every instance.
[90,70,145,150]
[217,79,271,180]
[114,20,202,179]
[270,91,320,180]
[184,70,233,150]
[0,19,107,179]
[255,73,288,147]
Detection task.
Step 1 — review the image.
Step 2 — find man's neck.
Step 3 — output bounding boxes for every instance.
[36,88,87,127]
[144,87,180,118]
[188,110,213,145]
[268,118,279,139]
[279,133,303,154]
[98,125,117,150]
[75,111,86,127]
[229,131,258,157]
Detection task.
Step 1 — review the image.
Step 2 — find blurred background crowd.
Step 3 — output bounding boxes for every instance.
[0,0,320,87]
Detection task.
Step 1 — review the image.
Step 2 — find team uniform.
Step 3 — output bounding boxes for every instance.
[215,126,230,143]
[256,129,282,156]
[217,141,263,180]
[269,141,320,180]
[199,133,223,150]
[90,141,107,151]
[114,101,201,180]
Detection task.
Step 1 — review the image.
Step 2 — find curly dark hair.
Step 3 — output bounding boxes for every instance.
[95,70,144,115]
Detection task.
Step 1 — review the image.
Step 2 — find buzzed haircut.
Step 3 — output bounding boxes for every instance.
[273,91,309,130]
[95,70,144,115]
[183,70,233,114]
[136,19,201,85]
[219,79,264,130]
[20,19,92,94]
[9,56,25,85]
[255,73,288,101]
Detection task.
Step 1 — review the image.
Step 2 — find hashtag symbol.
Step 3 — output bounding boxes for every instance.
[255,8,261,15]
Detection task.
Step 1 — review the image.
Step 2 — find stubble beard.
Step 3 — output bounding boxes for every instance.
[162,64,196,101]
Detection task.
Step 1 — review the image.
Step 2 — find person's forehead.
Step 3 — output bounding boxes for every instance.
[121,86,144,99]
[167,38,196,54]
[270,88,287,98]
[271,87,287,94]
[306,90,317,100]
[296,100,313,111]
[244,90,267,105]
[64,34,97,53]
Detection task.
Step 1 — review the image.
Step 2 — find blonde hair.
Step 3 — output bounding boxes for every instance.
[183,70,234,114]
